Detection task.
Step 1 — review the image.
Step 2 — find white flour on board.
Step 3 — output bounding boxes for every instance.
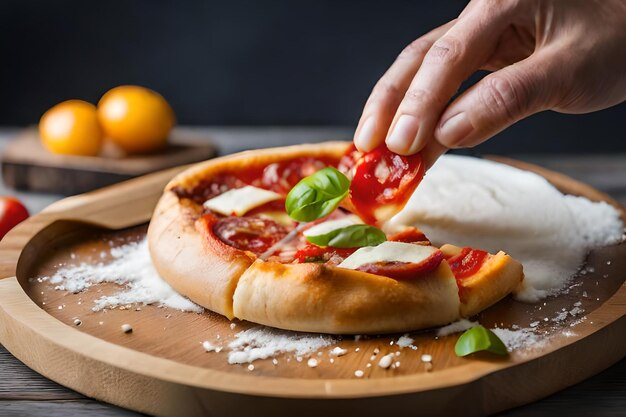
[226,327,334,364]
[38,239,203,313]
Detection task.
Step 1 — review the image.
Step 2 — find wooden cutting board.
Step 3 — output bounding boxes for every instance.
[0,153,624,417]
[1,127,216,194]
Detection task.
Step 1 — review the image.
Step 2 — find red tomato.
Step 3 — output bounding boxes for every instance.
[356,249,444,280]
[447,248,489,279]
[0,197,29,240]
[349,145,425,224]
[213,216,288,255]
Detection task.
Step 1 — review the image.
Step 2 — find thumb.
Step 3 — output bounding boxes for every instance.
[434,53,556,149]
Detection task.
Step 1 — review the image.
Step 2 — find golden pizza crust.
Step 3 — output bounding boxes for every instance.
[233,261,460,334]
[458,252,524,317]
[147,192,253,318]
[440,244,524,317]
[148,142,525,334]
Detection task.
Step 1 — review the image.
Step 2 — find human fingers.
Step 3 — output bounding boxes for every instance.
[353,21,455,152]
[434,51,557,149]
[385,2,519,155]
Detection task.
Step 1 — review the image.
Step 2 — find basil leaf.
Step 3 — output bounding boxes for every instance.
[454,325,508,357]
[306,224,387,248]
[285,167,350,222]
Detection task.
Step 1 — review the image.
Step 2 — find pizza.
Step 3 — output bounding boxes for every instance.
[147,142,523,334]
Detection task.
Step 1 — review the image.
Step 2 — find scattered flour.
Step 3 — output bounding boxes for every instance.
[396,334,415,348]
[436,319,478,337]
[378,353,394,369]
[389,155,624,302]
[39,238,202,313]
[329,346,348,356]
[491,328,544,352]
[226,327,334,364]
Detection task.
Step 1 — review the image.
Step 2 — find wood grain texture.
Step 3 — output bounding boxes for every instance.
[0,400,143,417]
[0,148,624,417]
[1,344,623,416]
[1,127,216,194]
[0,345,83,401]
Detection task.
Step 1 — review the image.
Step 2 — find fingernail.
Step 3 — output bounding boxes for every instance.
[386,114,419,154]
[438,112,473,148]
[354,117,377,151]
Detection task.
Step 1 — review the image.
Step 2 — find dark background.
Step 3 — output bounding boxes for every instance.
[1,0,624,153]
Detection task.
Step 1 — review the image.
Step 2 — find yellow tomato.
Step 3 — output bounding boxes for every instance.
[97,85,175,154]
[39,100,103,156]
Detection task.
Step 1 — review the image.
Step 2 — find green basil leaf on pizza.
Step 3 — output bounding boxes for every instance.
[285,167,350,222]
[306,224,387,248]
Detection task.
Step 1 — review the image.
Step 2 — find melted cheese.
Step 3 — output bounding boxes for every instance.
[338,241,437,269]
[302,215,362,237]
[203,186,282,216]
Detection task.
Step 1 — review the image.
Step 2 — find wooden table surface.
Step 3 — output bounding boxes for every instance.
[0,127,624,417]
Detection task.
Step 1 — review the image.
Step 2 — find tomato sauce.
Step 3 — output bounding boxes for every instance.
[387,227,429,244]
[293,244,357,264]
[173,156,339,204]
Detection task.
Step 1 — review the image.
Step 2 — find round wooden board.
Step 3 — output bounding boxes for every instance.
[0,152,624,417]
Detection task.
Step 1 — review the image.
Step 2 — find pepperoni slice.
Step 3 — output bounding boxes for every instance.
[356,249,444,280]
[447,248,489,279]
[262,157,328,194]
[387,227,429,244]
[294,244,357,264]
[213,216,289,255]
[349,145,425,225]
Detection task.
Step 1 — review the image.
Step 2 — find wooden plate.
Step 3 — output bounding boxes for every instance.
[0,151,624,417]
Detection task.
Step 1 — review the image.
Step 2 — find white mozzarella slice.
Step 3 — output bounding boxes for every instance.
[338,241,438,270]
[203,186,282,216]
[302,215,363,237]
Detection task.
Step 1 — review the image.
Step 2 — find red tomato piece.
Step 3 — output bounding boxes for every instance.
[387,227,429,244]
[213,216,289,255]
[356,249,444,280]
[447,248,489,279]
[262,157,328,194]
[349,145,425,224]
[0,197,29,240]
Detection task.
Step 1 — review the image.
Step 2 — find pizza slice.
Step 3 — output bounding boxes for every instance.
[148,142,524,334]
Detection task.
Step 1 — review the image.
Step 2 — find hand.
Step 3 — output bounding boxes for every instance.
[353,0,626,166]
